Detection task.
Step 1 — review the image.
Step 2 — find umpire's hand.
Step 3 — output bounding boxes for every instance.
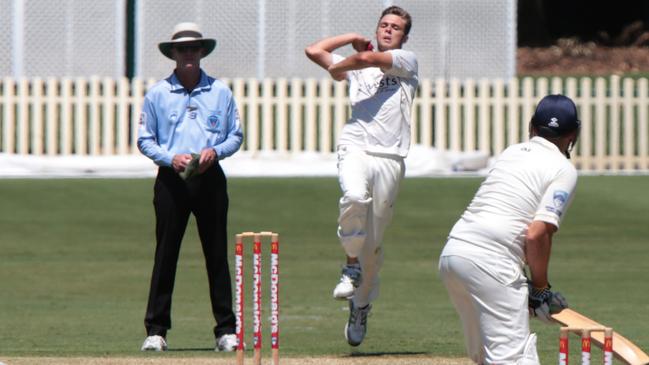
[172,153,193,173]
[198,148,217,173]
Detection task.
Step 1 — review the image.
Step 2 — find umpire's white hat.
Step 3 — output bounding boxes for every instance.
[158,22,217,59]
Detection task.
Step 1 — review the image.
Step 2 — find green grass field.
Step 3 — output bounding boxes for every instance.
[1,176,648,364]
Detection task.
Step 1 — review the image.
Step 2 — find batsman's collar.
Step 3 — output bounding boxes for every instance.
[158,22,217,60]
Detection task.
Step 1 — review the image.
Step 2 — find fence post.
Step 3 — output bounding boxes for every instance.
[74,77,88,155]
[247,78,260,154]
[578,78,593,171]
[232,78,247,152]
[262,78,274,152]
[464,78,476,151]
[449,78,461,151]
[622,78,635,170]
[45,77,58,155]
[609,75,621,171]
[566,77,578,162]
[420,79,432,147]
[478,78,490,155]
[17,78,29,154]
[434,79,446,150]
[506,77,520,146]
[61,78,73,155]
[289,78,302,153]
[521,77,534,142]
[103,77,116,155]
[493,78,505,155]
[89,76,101,155]
[593,77,607,170]
[2,77,16,154]
[333,80,347,150]
[130,78,144,154]
[320,78,333,153]
[304,78,317,152]
[639,78,648,170]
[116,77,129,154]
[537,77,549,98]
[550,77,563,94]
[276,78,288,153]
[32,77,44,155]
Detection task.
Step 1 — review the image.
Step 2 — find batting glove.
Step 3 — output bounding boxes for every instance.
[528,285,569,324]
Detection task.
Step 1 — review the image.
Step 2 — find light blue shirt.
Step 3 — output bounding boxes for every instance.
[137,70,243,167]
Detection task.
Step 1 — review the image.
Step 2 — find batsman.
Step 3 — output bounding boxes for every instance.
[305,6,418,346]
[439,95,580,364]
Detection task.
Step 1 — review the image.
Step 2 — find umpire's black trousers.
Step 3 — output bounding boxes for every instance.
[144,164,236,339]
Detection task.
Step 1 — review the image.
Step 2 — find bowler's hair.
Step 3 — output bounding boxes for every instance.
[380,6,412,35]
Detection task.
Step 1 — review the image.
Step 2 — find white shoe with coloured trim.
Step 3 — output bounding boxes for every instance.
[345,301,371,346]
[333,264,362,300]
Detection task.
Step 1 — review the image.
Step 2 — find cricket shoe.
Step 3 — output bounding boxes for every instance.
[141,335,167,351]
[333,263,362,300]
[345,301,371,346]
[215,333,239,352]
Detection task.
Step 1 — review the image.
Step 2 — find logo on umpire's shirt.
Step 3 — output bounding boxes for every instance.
[187,105,197,119]
[208,114,219,128]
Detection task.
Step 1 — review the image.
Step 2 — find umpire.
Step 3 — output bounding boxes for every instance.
[137,22,243,352]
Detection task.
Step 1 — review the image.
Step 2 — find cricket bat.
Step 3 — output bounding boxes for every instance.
[552,308,649,365]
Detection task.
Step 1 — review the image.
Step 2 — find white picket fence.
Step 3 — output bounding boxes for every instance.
[1,75,648,172]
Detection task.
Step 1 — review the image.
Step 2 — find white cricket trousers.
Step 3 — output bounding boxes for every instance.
[337,145,405,307]
[439,253,540,365]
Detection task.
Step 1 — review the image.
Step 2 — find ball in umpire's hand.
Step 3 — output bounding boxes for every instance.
[179,153,200,180]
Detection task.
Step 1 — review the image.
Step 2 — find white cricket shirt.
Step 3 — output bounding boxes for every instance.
[333,49,418,157]
[442,137,578,270]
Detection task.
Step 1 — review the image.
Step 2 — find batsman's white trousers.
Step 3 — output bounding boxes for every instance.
[439,252,540,365]
[337,145,405,307]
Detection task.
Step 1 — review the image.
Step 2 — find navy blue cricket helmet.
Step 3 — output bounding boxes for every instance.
[531,94,581,138]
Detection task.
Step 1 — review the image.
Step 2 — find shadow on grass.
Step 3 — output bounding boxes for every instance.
[166,348,215,352]
[346,351,431,357]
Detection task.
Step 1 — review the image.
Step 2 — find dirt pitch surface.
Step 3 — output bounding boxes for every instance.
[2,356,473,365]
